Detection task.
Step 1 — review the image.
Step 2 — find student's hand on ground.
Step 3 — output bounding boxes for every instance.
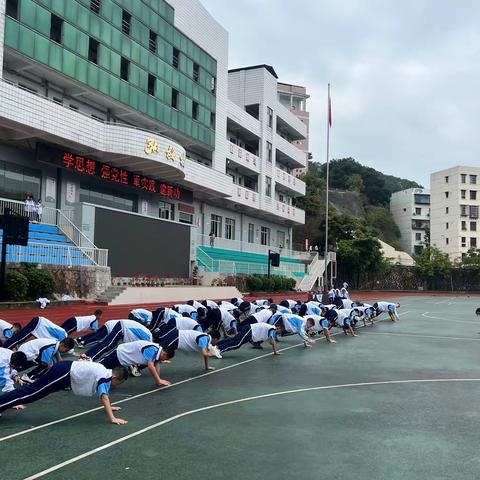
[157,379,172,386]
[161,359,172,363]
[111,406,122,411]
[274,351,283,355]
[12,405,26,410]
[329,339,337,344]
[111,417,128,425]
[206,366,216,371]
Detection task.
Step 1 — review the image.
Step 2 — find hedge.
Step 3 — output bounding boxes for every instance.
[5,271,29,301]
[245,275,296,292]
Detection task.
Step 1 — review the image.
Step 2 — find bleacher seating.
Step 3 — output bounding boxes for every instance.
[0,223,94,266]
[197,246,306,277]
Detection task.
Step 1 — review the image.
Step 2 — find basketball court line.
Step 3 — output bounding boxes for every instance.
[23,377,480,480]
[421,312,478,325]
[363,331,480,341]
[0,311,409,442]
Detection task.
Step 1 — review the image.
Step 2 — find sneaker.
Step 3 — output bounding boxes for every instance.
[251,342,263,350]
[74,338,85,349]
[208,345,222,359]
[129,365,142,377]
[21,374,34,384]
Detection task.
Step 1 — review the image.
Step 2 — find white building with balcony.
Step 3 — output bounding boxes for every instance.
[390,188,430,256]
[0,0,314,284]
[430,166,480,260]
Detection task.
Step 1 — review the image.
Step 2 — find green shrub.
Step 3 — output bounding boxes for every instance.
[246,275,263,292]
[23,269,56,299]
[5,271,28,301]
[245,275,296,292]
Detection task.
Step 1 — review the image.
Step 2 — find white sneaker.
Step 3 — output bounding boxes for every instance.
[74,339,85,349]
[129,365,142,377]
[21,374,34,384]
[209,345,222,359]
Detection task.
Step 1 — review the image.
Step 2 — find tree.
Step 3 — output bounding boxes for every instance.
[415,246,452,287]
[346,173,364,194]
[364,206,401,245]
[461,249,480,267]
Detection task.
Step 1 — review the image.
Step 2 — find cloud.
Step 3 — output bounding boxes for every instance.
[201,0,480,186]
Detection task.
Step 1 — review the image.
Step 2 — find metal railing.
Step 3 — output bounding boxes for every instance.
[0,197,108,267]
[196,233,313,261]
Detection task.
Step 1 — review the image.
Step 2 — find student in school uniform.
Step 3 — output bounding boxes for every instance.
[100,340,174,387]
[328,288,336,304]
[217,300,237,311]
[355,304,375,326]
[128,308,153,326]
[216,322,281,355]
[202,299,220,311]
[60,310,103,335]
[325,309,358,337]
[148,308,182,334]
[272,314,316,347]
[217,308,240,336]
[254,299,274,308]
[186,299,204,309]
[3,316,67,350]
[12,337,75,381]
[373,302,401,322]
[0,320,21,347]
[158,328,221,371]
[304,315,337,344]
[0,360,129,424]
[155,316,203,345]
[241,304,278,326]
[0,347,20,393]
[85,320,152,362]
[76,319,121,348]
[279,299,302,311]
[298,301,323,317]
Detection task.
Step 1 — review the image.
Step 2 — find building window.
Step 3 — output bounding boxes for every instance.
[120,57,129,81]
[159,201,174,220]
[461,237,466,248]
[171,89,178,109]
[265,176,272,197]
[0,160,41,201]
[178,212,193,224]
[471,222,477,231]
[88,38,99,64]
[460,205,468,216]
[79,184,135,212]
[446,222,449,229]
[415,207,421,215]
[210,112,216,130]
[415,233,421,241]
[149,30,157,53]
[445,207,449,214]
[148,74,156,96]
[193,63,200,83]
[461,174,467,184]
[50,14,63,44]
[121,10,131,35]
[172,48,180,69]
[471,238,478,248]
[225,218,235,240]
[261,226,270,246]
[267,107,273,128]
[211,214,222,237]
[6,0,19,19]
[470,205,479,219]
[470,190,477,200]
[248,223,254,243]
[445,191,449,199]
[445,176,449,183]
[470,175,477,185]
[53,97,63,105]
[192,101,199,120]
[462,221,467,231]
[277,230,286,248]
[445,237,449,245]
[461,190,466,199]
[266,141,272,162]
[211,77,216,95]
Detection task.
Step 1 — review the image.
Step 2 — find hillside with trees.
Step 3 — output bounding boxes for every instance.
[293,159,422,252]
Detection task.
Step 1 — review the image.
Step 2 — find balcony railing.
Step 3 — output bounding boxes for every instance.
[275,167,306,195]
[228,142,260,173]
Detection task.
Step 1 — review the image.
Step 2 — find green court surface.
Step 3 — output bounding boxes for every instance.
[2,295,480,480]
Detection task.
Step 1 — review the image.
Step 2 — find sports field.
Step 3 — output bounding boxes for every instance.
[1,294,480,480]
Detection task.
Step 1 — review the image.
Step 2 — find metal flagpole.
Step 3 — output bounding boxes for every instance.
[323,84,331,293]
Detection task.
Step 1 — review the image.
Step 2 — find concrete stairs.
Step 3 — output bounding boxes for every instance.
[96,285,127,304]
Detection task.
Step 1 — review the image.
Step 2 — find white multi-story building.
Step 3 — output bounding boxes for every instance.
[431,166,480,260]
[390,188,430,256]
[0,0,312,282]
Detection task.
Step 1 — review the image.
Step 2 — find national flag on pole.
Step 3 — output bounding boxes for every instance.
[328,84,332,128]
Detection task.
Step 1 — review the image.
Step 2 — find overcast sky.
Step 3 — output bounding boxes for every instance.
[202,0,480,187]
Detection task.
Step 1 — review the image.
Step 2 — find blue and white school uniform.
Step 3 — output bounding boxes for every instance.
[129,309,153,326]
[174,304,197,316]
[305,315,329,333]
[276,305,292,314]
[0,361,113,413]
[219,308,237,332]
[217,323,276,353]
[0,319,14,345]
[242,308,273,326]
[101,340,162,369]
[334,309,356,329]
[85,320,152,361]
[187,300,204,309]
[218,301,237,311]
[18,338,60,369]
[156,316,202,342]
[3,317,67,349]
[341,299,356,309]
[61,315,99,334]
[0,347,17,392]
[203,300,219,310]
[281,314,310,341]
[374,301,397,315]
[159,328,211,353]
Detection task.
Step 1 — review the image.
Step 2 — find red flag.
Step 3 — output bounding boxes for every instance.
[328,85,332,128]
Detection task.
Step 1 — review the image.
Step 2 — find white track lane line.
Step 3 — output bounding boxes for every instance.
[363,332,480,341]
[0,311,410,443]
[23,377,480,480]
[421,312,479,325]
